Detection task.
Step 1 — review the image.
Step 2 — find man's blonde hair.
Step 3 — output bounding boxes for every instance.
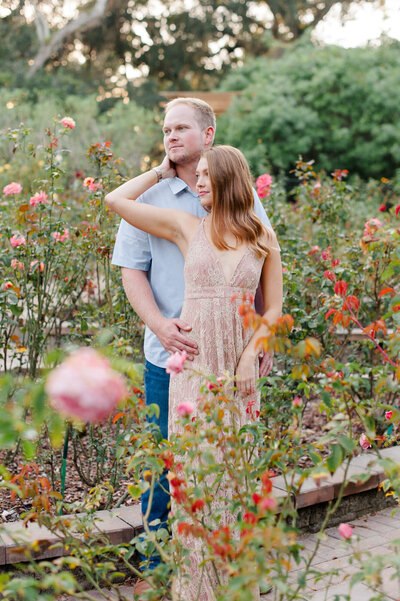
[164,97,216,131]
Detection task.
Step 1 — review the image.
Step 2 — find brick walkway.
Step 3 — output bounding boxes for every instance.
[62,507,400,601]
[262,506,400,601]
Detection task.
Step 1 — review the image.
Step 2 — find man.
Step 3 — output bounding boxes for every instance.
[111,97,273,596]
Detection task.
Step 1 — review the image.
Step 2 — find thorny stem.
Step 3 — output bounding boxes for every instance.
[347,307,398,368]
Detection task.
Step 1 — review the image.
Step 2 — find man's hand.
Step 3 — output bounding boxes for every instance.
[158,155,176,180]
[259,352,274,378]
[154,317,198,360]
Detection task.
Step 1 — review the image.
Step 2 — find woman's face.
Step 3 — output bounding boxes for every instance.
[196,157,212,210]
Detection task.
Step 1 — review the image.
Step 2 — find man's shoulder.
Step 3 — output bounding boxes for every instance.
[139,177,181,206]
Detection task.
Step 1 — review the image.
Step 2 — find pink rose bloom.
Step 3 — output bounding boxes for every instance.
[177,401,194,417]
[363,218,383,237]
[29,190,48,206]
[359,433,372,450]
[89,180,103,192]
[256,174,272,199]
[293,396,302,408]
[10,234,26,247]
[83,177,95,188]
[60,117,76,130]
[166,350,187,377]
[3,182,22,196]
[11,258,24,270]
[259,496,277,511]
[338,522,353,539]
[45,348,127,423]
[385,410,393,420]
[52,228,69,242]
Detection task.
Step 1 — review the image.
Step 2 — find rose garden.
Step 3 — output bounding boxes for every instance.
[1,26,400,601]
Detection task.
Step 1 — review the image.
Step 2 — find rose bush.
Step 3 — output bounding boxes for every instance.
[0,114,400,599]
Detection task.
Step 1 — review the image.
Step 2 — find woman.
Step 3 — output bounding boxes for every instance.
[106,145,282,600]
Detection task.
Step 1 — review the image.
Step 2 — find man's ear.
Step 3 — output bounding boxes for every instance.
[204,126,215,147]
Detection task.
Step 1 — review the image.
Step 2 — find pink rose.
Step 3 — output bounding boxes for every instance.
[359,433,372,450]
[60,117,76,130]
[363,218,383,237]
[166,351,187,377]
[89,180,103,192]
[3,182,22,196]
[293,396,302,408]
[338,522,353,539]
[10,234,26,247]
[256,174,272,199]
[11,258,24,270]
[29,190,48,206]
[52,228,69,242]
[321,246,332,261]
[259,496,277,511]
[45,348,127,423]
[177,401,194,417]
[385,410,393,420]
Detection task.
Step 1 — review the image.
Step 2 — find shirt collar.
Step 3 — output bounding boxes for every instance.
[168,176,198,197]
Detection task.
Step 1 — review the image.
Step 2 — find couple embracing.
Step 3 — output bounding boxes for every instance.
[107,97,283,600]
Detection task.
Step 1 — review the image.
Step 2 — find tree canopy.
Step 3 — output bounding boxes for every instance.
[0,0,383,93]
[217,39,400,179]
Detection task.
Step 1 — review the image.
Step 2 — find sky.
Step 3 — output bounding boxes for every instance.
[314,0,400,47]
[1,0,399,49]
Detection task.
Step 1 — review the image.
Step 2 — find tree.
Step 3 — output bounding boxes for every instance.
[217,39,400,179]
[0,0,388,91]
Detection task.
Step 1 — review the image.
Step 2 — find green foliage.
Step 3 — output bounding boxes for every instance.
[0,90,161,180]
[1,111,400,599]
[218,39,400,179]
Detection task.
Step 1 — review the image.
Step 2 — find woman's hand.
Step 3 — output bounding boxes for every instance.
[235,349,257,396]
[158,155,176,179]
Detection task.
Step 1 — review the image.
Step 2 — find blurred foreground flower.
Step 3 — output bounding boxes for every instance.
[177,401,194,416]
[46,348,128,422]
[338,522,353,539]
[359,433,372,450]
[60,117,76,129]
[166,350,187,377]
[3,182,22,195]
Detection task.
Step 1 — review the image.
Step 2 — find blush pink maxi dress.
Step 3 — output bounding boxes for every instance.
[169,220,264,601]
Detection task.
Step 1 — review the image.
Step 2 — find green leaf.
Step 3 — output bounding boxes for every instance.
[337,435,356,454]
[326,444,344,474]
[127,485,142,500]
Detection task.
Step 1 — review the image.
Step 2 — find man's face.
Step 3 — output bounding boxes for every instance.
[163,104,209,165]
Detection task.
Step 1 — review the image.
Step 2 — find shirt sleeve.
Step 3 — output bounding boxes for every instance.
[252,188,272,229]
[111,207,152,273]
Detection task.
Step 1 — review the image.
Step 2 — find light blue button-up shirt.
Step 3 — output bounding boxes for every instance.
[111,176,272,368]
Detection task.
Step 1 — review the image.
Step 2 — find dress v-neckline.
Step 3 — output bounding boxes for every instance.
[201,219,251,286]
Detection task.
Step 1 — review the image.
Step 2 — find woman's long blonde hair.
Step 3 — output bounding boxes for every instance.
[203,145,270,258]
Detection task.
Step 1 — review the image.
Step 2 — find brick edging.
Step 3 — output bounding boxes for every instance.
[1,447,399,565]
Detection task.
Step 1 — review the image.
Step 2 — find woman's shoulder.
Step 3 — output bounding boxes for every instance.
[261,225,280,252]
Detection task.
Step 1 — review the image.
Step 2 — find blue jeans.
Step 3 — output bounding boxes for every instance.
[140,360,170,569]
